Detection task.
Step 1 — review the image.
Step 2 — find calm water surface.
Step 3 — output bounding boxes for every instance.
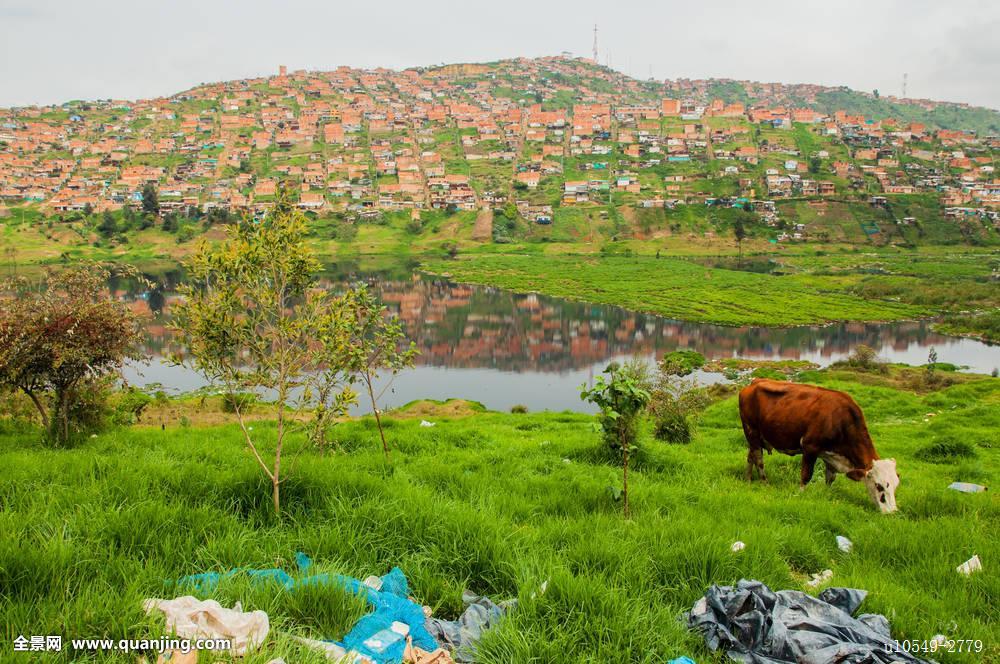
[117,263,1000,414]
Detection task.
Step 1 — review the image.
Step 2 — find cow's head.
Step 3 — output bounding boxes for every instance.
[864,458,899,513]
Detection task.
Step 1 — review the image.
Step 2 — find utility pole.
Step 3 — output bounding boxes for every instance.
[902,73,908,99]
[592,24,598,63]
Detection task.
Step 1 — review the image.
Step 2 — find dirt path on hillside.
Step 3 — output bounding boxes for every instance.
[472,208,493,241]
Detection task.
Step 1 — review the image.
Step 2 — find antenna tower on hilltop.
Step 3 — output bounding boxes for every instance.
[592,24,598,62]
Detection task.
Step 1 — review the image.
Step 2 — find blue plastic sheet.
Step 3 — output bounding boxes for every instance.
[174,553,438,663]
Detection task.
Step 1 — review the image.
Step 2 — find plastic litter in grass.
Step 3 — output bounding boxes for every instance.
[686,581,925,664]
[836,536,853,553]
[730,541,746,553]
[170,553,511,663]
[364,622,410,657]
[956,554,982,576]
[805,569,834,588]
[142,596,269,657]
[948,482,988,493]
[420,420,436,427]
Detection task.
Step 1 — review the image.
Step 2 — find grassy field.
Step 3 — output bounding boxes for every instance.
[2,369,997,663]
[421,254,931,326]
[422,250,1000,335]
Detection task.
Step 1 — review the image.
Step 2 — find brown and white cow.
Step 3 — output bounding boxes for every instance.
[738,378,899,513]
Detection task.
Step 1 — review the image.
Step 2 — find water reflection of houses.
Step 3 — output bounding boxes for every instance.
[119,273,965,374]
[364,276,960,372]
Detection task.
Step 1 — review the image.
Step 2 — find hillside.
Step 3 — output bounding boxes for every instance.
[672,77,1000,136]
[0,56,997,256]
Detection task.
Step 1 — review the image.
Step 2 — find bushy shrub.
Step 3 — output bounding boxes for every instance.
[653,407,691,444]
[49,378,113,444]
[112,387,154,425]
[510,404,528,414]
[222,392,258,413]
[659,350,706,377]
[650,384,711,444]
[844,344,888,374]
[650,351,712,444]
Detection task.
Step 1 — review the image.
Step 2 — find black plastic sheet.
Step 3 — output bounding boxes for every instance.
[685,579,929,663]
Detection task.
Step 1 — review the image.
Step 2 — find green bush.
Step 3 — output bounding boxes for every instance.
[653,408,692,444]
[510,404,528,414]
[843,344,888,374]
[47,378,113,444]
[222,392,258,413]
[659,350,706,377]
[112,388,153,426]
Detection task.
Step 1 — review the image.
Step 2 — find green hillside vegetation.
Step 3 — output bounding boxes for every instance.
[422,251,997,333]
[814,89,1000,135]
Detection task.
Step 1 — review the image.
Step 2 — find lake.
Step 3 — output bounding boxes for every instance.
[117,262,1000,414]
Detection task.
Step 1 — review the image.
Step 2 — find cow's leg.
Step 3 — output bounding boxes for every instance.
[756,448,767,483]
[742,420,765,482]
[824,461,837,486]
[800,452,818,489]
[747,446,766,482]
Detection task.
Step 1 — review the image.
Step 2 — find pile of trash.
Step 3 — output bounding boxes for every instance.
[685,579,930,664]
[144,553,516,663]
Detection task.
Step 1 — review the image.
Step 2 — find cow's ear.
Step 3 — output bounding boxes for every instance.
[847,469,867,481]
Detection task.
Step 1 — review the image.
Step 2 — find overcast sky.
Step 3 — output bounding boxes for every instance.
[2,0,998,110]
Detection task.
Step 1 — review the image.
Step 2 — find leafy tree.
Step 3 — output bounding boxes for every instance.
[82,202,94,217]
[733,216,748,263]
[121,205,138,230]
[161,212,178,233]
[98,210,117,237]
[340,285,418,462]
[0,265,145,445]
[171,190,362,515]
[141,182,160,216]
[809,156,822,174]
[580,362,651,518]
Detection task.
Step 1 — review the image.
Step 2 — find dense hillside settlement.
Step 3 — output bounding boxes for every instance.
[1,56,998,247]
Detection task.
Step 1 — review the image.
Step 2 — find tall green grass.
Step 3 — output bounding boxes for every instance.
[1,373,997,662]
